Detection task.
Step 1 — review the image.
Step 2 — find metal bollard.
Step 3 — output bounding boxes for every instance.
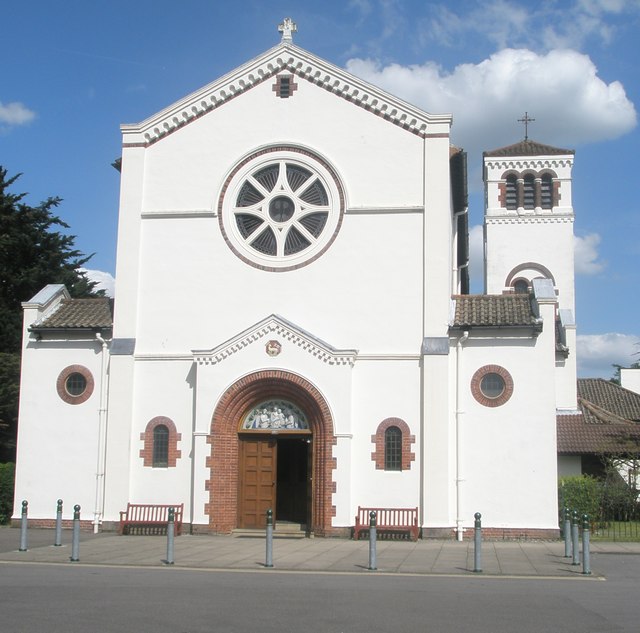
[368,511,377,571]
[70,505,81,562]
[164,507,175,565]
[19,500,28,552]
[582,514,591,575]
[571,510,580,566]
[265,509,274,568]
[54,499,63,547]
[563,507,571,558]
[473,512,482,573]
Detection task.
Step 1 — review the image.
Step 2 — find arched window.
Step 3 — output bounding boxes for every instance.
[140,417,181,468]
[371,418,415,471]
[153,425,169,468]
[384,426,402,471]
[513,279,529,294]
[505,174,518,210]
[540,173,553,209]
[523,174,535,209]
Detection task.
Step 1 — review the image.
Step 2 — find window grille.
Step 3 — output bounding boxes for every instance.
[540,174,553,209]
[65,372,87,396]
[523,174,535,209]
[384,426,402,471]
[153,425,169,468]
[505,175,517,210]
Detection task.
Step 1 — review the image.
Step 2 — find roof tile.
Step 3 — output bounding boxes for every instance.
[33,298,113,329]
[451,294,537,328]
[483,138,574,158]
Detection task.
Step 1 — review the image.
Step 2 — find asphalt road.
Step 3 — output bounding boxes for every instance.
[2,553,639,633]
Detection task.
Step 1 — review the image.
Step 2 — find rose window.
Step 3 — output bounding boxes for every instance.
[219,147,343,271]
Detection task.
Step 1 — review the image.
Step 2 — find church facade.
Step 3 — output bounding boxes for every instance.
[13,21,577,538]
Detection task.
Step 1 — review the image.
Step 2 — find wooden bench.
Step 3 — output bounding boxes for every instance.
[119,503,184,535]
[353,506,419,541]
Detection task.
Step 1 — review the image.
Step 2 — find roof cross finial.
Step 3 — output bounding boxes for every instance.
[518,111,535,141]
[278,17,297,43]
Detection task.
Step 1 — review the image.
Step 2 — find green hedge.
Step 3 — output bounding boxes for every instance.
[0,463,15,524]
[558,475,603,519]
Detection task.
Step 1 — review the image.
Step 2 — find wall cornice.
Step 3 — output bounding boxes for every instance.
[121,44,451,147]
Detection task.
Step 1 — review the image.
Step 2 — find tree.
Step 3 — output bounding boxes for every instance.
[0,167,99,461]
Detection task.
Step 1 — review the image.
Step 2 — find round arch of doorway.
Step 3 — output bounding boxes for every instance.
[206,370,336,536]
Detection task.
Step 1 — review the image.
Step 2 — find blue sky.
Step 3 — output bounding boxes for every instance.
[2,0,639,377]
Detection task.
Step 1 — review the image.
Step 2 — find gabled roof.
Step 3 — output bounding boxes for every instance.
[121,41,452,147]
[557,379,640,454]
[483,139,574,157]
[31,298,113,331]
[578,379,640,423]
[450,294,539,328]
[192,314,358,366]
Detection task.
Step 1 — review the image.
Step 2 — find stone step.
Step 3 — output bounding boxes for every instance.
[232,523,307,538]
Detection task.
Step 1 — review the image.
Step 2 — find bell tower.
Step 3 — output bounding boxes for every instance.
[483,126,577,409]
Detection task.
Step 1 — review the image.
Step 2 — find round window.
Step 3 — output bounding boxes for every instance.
[471,365,514,407]
[65,372,87,397]
[219,147,344,271]
[56,365,94,405]
[479,373,505,399]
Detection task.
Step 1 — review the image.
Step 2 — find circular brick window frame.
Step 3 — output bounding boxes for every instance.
[470,365,514,407]
[56,365,94,405]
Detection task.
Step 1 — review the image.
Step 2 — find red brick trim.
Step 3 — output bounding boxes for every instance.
[498,168,560,210]
[56,365,94,405]
[504,262,555,288]
[273,74,298,98]
[139,416,182,467]
[470,365,514,407]
[371,417,415,470]
[421,526,560,540]
[206,370,336,535]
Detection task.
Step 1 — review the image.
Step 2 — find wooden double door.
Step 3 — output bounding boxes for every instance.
[238,435,311,529]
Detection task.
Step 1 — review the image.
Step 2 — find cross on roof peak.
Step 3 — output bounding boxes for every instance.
[278,18,297,43]
[518,112,535,141]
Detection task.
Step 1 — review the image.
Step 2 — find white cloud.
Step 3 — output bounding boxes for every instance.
[346,48,636,161]
[577,332,639,377]
[83,269,115,297]
[424,0,640,51]
[0,101,36,126]
[574,233,606,274]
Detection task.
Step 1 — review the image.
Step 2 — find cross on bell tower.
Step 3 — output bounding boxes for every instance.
[518,112,535,141]
[278,18,297,43]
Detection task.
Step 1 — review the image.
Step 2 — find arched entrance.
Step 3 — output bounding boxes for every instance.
[206,370,336,535]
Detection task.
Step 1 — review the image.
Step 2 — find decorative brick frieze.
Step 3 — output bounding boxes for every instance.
[194,314,357,367]
[123,48,451,147]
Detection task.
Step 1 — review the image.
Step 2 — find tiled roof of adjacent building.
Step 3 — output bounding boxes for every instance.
[32,298,113,330]
[557,379,640,454]
[483,138,574,157]
[451,294,539,328]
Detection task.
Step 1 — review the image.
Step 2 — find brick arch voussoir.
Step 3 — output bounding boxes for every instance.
[208,370,335,535]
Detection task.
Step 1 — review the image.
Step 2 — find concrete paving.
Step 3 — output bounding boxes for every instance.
[1,526,637,577]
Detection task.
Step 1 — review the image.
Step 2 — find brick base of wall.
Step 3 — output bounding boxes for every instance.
[10,518,95,530]
[421,526,560,540]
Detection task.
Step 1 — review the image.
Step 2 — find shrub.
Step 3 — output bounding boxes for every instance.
[0,463,15,524]
[558,475,603,520]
